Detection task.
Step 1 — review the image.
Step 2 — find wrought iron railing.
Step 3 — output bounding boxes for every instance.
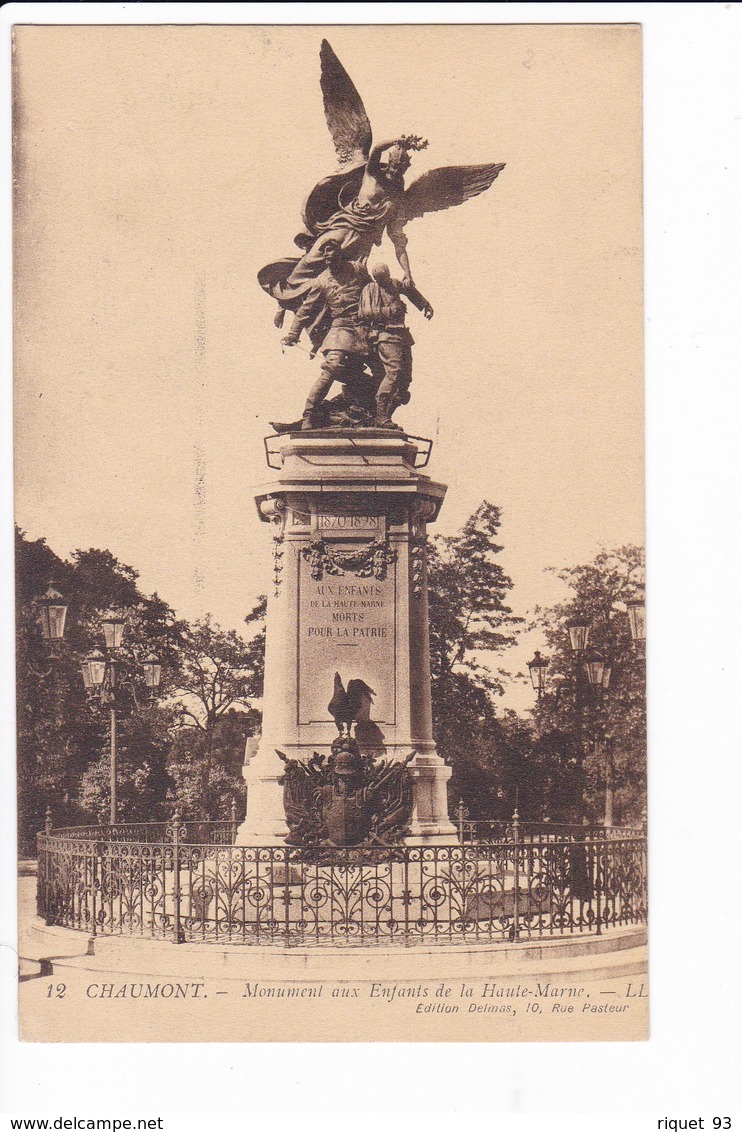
[49,821,236,845]
[37,819,647,947]
[456,819,642,844]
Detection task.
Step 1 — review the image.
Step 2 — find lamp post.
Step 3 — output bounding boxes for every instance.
[565,616,592,815]
[583,650,613,826]
[527,650,549,700]
[36,582,68,646]
[533,618,600,822]
[627,587,646,651]
[142,655,163,691]
[30,582,69,680]
[531,597,641,827]
[81,614,162,825]
[566,617,590,656]
[32,583,69,828]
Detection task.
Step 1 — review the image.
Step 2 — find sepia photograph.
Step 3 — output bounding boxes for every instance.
[12,21,647,1044]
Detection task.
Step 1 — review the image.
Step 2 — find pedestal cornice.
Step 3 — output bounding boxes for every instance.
[253,430,447,522]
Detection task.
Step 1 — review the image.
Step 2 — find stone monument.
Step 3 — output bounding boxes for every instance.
[236,41,505,847]
[236,429,454,844]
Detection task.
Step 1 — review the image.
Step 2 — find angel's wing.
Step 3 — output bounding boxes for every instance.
[400,163,506,224]
[320,40,372,167]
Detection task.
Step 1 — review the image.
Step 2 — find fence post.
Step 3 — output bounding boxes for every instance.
[172,808,183,944]
[230,798,238,843]
[41,808,53,924]
[89,838,98,940]
[511,807,520,941]
[595,825,603,936]
[455,799,468,844]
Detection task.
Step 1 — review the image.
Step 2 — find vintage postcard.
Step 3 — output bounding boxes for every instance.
[13,22,645,1043]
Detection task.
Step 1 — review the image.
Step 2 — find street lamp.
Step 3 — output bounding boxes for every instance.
[566,617,590,655]
[583,650,614,828]
[627,591,646,649]
[142,656,163,691]
[81,643,119,825]
[83,648,107,689]
[81,616,163,826]
[29,582,70,827]
[37,583,68,643]
[527,650,549,699]
[80,659,94,692]
[30,582,69,681]
[101,612,126,652]
[583,650,607,689]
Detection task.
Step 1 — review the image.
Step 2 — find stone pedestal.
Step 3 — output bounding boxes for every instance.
[236,429,456,845]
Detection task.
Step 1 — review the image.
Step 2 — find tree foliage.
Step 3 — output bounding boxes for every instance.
[16,509,645,843]
[167,708,258,821]
[427,502,523,815]
[169,606,265,812]
[532,546,646,822]
[428,501,521,695]
[77,706,176,824]
[15,527,266,847]
[15,529,184,849]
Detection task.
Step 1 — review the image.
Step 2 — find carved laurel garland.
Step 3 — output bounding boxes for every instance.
[410,497,435,598]
[271,535,284,597]
[301,538,396,581]
[259,496,287,597]
[411,539,426,597]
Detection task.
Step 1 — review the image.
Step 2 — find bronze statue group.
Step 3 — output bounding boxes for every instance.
[259,41,505,433]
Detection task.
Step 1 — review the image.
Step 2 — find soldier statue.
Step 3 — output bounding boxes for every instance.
[359,262,433,430]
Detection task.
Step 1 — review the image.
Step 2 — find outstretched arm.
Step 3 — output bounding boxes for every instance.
[387,219,413,288]
[281,314,306,347]
[366,138,401,176]
[400,280,434,320]
[281,284,326,349]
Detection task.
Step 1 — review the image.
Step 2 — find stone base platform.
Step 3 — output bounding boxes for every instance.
[23,916,646,985]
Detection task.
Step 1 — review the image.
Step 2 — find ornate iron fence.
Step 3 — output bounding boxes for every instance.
[457,819,642,844]
[49,821,236,845]
[37,819,647,947]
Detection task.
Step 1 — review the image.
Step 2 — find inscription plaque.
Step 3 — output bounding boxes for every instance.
[311,510,386,540]
[298,553,397,725]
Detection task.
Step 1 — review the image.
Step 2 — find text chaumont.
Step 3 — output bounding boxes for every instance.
[86,982,205,999]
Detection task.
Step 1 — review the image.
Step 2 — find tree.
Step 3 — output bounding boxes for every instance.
[524,728,584,822]
[170,607,264,814]
[426,502,523,816]
[167,708,258,821]
[428,502,521,693]
[532,546,646,822]
[15,529,183,849]
[77,706,176,824]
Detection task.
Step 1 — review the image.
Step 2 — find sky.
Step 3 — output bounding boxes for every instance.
[12,23,644,710]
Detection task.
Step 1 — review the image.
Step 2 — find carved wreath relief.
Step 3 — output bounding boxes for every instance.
[301,537,395,581]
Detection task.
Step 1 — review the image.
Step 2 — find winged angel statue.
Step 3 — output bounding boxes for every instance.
[259,41,505,427]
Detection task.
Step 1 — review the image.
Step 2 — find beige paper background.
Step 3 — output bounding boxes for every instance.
[13,23,644,1043]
